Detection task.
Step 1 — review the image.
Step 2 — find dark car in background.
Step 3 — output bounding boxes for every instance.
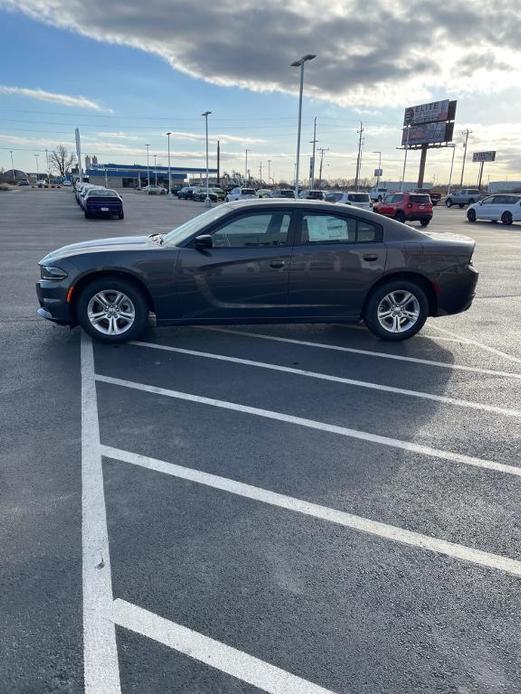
[374,192,433,226]
[414,188,442,205]
[177,186,196,200]
[83,189,124,219]
[36,199,477,344]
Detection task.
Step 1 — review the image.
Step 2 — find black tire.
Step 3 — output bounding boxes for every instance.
[501,211,513,225]
[445,198,453,208]
[84,211,91,219]
[394,211,406,223]
[118,211,124,219]
[467,209,476,223]
[77,278,148,344]
[420,218,430,227]
[364,280,428,341]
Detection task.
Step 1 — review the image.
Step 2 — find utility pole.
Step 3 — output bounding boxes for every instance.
[259,161,263,183]
[354,121,364,191]
[317,147,329,188]
[153,154,157,185]
[165,132,172,196]
[145,144,150,188]
[460,129,472,187]
[244,149,250,184]
[309,116,318,188]
[447,144,456,194]
[267,159,271,184]
[10,150,15,182]
[400,125,410,191]
[217,140,220,186]
[202,111,212,207]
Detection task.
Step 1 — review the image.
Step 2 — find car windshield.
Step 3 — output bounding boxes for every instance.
[307,191,323,199]
[347,193,369,202]
[410,194,430,203]
[241,189,255,195]
[164,204,231,245]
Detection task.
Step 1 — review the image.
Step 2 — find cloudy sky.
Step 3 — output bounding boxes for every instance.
[1,0,521,184]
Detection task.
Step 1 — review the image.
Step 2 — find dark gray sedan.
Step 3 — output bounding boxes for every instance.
[36,199,478,343]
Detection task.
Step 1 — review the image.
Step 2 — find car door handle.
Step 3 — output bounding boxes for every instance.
[269,260,286,268]
[363,254,378,261]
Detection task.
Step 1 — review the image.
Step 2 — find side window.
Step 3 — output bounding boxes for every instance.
[302,213,356,243]
[301,213,380,244]
[211,212,290,248]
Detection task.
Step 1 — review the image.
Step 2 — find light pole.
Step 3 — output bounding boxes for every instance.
[400,126,410,191]
[153,154,157,186]
[45,148,50,184]
[165,132,172,196]
[291,54,317,198]
[267,159,272,184]
[372,151,382,188]
[145,144,150,188]
[10,150,15,182]
[34,154,39,182]
[447,144,456,195]
[202,111,212,207]
[460,129,472,187]
[244,149,250,184]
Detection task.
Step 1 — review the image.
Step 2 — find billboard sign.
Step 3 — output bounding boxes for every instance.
[403,99,457,126]
[402,121,454,147]
[472,151,496,162]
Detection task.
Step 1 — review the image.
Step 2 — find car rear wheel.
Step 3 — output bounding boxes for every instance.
[501,211,513,225]
[394,211,406,223]
[445,198,453,208]
[77,278,148,343]
[467,209,476,223]
[364,281,428,341]
[420,219,430,227]
[118,211,124,219]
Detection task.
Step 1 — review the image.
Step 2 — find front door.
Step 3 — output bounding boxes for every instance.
[477,195,496,220]
[171,209,294,321]
[287,209,387,318]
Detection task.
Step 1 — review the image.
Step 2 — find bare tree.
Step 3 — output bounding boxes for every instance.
[49,145,75,176]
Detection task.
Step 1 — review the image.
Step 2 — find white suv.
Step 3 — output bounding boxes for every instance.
[368,186,388,202]
[226,187,256,202]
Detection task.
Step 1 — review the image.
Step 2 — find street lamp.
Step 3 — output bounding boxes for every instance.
[165,132,172,196]
[34,154,39,182]
[372,151,382,188]
[202,111,212,207]
[153,154,157,186]
[9,150,15,183]
[290,53,317,198]
[244,149,250,183]
[267,159,272,184]
[447,144,456,195]
[145,144,150,188]
[45,148,50,184]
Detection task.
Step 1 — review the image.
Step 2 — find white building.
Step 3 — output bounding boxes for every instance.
[487,180,521,193]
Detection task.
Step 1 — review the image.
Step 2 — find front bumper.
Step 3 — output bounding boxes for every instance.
[36,280,73,325]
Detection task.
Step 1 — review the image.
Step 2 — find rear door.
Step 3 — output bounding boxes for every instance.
[287,209,387,318]
[171,208,295,320]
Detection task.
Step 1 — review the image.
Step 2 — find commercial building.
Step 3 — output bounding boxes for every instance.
[487,181,521,193]
[86,163,217,189]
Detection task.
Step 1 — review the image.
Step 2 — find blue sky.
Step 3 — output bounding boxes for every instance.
[1,1,521,184]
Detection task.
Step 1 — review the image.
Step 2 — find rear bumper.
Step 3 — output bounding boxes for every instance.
[36,281,72,324]
[435,265,479,315]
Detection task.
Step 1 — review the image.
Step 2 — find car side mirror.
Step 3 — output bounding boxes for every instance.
[194,234,213,249]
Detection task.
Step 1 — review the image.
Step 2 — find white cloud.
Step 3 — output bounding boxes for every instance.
[0,85,105,110]
[3,0,521,108]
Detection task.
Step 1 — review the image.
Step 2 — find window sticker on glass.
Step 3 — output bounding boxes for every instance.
[305,214,349,242]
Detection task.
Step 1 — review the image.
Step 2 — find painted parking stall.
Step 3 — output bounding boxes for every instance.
[83,308,521,692]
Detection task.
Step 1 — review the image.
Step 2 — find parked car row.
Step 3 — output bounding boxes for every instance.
[74,182,124,219]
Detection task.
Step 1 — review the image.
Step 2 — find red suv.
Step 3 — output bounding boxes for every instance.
[374,192,432,226]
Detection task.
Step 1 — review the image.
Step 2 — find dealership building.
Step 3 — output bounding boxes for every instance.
[86,163,218,189]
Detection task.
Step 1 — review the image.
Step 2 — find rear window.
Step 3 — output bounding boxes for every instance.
[410,194,430,203]
[88,190,119,197]
[325,193,343,202]
[307,191,323,199]
[241,189,255,195]
[347,193,370,202]
[279,190,294,197]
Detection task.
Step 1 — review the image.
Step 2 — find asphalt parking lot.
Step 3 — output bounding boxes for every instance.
[2,188,521,693]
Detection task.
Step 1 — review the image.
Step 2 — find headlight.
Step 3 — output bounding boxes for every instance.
[40,265,68,280]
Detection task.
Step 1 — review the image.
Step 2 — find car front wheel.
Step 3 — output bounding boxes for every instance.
[467,209,476,222]
[394,211,406,223]
[364,281,428,341]
[77,278,148,343]
[445,198,453,208]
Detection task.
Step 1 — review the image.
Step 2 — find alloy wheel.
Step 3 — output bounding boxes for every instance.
[87,290,135,336]
[377,290,420,334]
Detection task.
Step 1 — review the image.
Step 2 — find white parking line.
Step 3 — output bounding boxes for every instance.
[81,335,121,693]
[201,328,521,380]
[102,446,521,578]
[112,599,336,694]
[130,340,521,418]
[428,324,521,365]
[95,374,521,478]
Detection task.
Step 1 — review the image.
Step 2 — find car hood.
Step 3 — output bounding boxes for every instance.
[40,235,152,263]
